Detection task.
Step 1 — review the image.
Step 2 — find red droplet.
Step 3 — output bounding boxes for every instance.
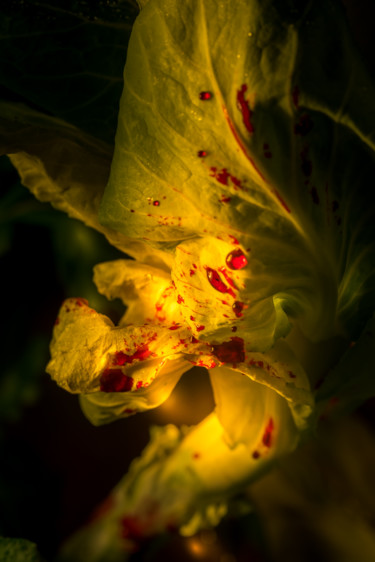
[177,294,184,304]
[232,301,245,318]
[198,150,207,157]
[262,418,274,448]
[237,84,254,134]
[212,337,245,364]
[196,325,205,332]
[226,248,248,270]
[294,113,313,136]
[100,369,133,392]
[199,91,212,100]
[153,200,160,206]
[206,267,229,293]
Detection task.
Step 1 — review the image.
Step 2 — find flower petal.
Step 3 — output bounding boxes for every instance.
[93,259,182,326]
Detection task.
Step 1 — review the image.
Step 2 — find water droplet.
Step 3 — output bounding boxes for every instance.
[153,200,160,206]
[199,91,212,100]
[226,249,248,270]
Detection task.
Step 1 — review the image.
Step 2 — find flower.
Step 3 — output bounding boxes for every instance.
[4,0,375,558]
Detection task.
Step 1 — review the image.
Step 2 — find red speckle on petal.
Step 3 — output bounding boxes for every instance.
[231,326,238,332]
[198,150,207,157]
[100,369,134,393]
[252,450,260,459]
[228,235,240,245]
[220,195,231,203]
[114,345,152,366]
[196,325,205,332]
[212,337,245,364]
[75,298,88,307]
[193,452,201,459]
[232,301,246,317]
[226,248,248,270]
[153,200,160,206]
[136,381,143,390]
[288,371,296,379]
[262,418,274,448]
[190,336,199,344]
[206,267,230,294]
[199,91,213,100]
[237,84,254,134]
[177,294,184,304]
[190,315,196,321]
[169,323,180,330]
[189,269,195,276]
[210,167,230,186]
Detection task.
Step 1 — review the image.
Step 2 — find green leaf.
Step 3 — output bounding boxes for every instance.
[0,0,139,143]
[100,0,375,345]
[0,537,42,562]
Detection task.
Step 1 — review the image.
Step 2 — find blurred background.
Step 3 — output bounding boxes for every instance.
[1,1,375,560]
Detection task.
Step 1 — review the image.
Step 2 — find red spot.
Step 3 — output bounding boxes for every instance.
[263,143,272,158]
[210,167,230,186]
[212,337,245,364]
[199,91,212,100]
[100,369,133,393]
[220,195,231,203]
[232,301,246,318]
[190,315,196,321]
[237,84,254,134]
[192,263,198,269]
[196,325,205,332]
[226,248,248,270]
[136,381,143,390]
[228,235,240,245]
[190,336,199,343]
[252,451,260,459]
[294,113,313,136]
[198,150,207,157]
[288,371,296,379]
[206,267,230,294]
[231,326,238,332]
[262,418,274,448]
[193,452,201,459]
[169,324,180,330]
[189,269,195,276]
[292,85,300,109]
[130,209,135,212]
[310,186,319,205]
[218,267,238,292]
[153,200,160,206]
[114,345,152,365]
[177,294,184,304]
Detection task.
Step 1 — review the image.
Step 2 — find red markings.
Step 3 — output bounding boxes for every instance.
[226,248,248,270]
[199,91,212,100]
[210,167,246,191]
[218,267,238,292]
[190,336,199,343]
[206,267,232,295]
[196,325,205,332]
[294,113,313,136]
[232,301,246,318]
[198,150,207,157]
[273,189,291,213]
[169,324,180,330]
[193,452,201,459]
[114,345,152,365]
[237,84,254,134]
[153,200,160,206]
[100,369,134,393]
[262,418,274,448]
[252,450,260,459]
[228,235,240,245]
[231,326,238,332]
[189,269,195,276]
[190,315,195,321]
[220,195,231,203]
[212,337,245,364]
[75,298,88,307]
[177,294,184,304]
